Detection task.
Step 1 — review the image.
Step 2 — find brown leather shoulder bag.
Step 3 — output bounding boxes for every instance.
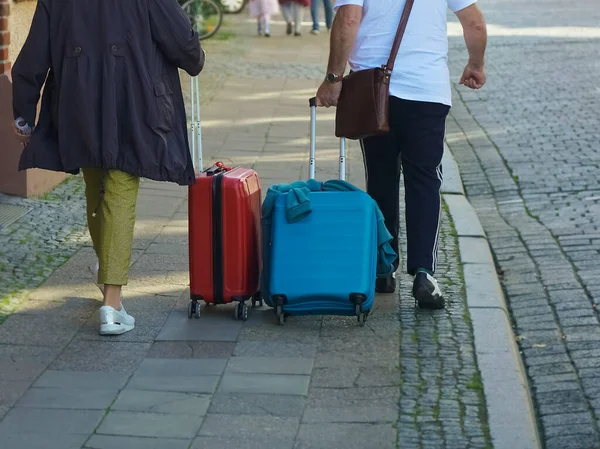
[335,0,415,140]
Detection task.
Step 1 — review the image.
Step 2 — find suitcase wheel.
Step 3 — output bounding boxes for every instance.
[188,301,201,319]
[276,306,286,326]
[355,304,367,327]
[234,302,249,321]
[350,294,368,327]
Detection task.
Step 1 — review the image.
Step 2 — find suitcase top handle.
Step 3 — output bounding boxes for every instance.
[309,97,346,181]
[205,161,232,176]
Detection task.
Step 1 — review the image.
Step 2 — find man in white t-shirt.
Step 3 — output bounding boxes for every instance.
[316,0,487,309]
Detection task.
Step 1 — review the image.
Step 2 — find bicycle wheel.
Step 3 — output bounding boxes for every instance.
[220,0,247,14]
[181,0,223,41]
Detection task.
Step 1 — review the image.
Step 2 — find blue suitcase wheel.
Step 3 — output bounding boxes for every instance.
[276,306,286,326]
[350,294,368,327]
[272,296,288,326]
[357,312,366,326]
[355,304,367,327]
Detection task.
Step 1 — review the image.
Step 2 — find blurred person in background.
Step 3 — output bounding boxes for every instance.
[310,0,333,35]
[12,0,205,335]
[250,0,280,37]
[280,0,310,36]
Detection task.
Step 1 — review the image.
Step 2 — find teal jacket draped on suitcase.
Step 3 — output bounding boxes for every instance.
[260,98,397,326]
[261,178,397,304]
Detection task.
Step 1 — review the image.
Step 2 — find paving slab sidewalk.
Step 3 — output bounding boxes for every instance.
[0,14,528,449]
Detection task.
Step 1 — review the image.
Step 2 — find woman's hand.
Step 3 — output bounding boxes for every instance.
[13,118,32,145]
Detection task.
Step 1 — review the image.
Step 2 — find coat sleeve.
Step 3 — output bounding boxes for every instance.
[11,0,51,126]
[148,0,205,76]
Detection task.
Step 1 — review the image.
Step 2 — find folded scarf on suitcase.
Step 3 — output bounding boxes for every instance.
[261,179,397,301]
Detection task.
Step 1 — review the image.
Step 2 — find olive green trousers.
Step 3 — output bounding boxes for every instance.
[82,169,140,286]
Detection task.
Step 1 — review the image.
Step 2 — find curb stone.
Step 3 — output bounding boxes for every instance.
[443,144,542,449]
[441,147,465,196]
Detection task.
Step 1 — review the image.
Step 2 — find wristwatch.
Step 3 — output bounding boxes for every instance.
[325,72,341,83]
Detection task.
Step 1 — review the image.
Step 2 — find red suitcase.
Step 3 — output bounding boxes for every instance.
[187,77,262,321]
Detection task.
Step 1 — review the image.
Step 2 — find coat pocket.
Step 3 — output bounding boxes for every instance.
[153,81,174,133]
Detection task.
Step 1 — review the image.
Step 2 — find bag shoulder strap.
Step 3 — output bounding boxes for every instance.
[384,0,415,73]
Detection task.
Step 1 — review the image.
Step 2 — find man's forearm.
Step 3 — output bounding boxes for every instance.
[462,8,487,68]
[326,5,362,76]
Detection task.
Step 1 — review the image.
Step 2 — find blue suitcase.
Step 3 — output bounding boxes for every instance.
[262,98,383,326]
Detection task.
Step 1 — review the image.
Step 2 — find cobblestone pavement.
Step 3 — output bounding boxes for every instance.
[0,14,494,449]
[446,1,600,448]
[397,193,492,449]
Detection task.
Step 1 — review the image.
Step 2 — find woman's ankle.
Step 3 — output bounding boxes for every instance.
[103,284,123,310]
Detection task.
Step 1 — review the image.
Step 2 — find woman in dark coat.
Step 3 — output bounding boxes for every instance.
[279,0,310,36]
[12,0,205,335]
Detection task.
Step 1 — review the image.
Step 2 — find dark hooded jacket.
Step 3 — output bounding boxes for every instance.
[12,0,205,186]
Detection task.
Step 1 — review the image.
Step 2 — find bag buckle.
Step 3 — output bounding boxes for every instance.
[381,65,392,79]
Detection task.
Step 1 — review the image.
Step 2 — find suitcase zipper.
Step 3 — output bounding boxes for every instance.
[212,172,225,304]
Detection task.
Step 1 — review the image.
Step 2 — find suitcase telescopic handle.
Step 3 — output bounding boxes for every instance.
[308,97,346,181]
[191,76,203,172]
